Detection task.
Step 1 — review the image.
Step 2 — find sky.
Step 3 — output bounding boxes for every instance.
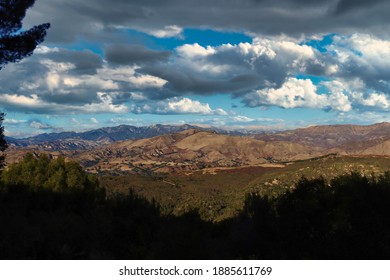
[2,0,390,137]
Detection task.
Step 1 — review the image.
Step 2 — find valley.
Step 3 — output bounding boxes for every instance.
[100,155,390,221]
[5,122,390,221]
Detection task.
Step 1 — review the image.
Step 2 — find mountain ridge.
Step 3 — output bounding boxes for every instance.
[6,124,210,149]
[75,128,318,173]
[5,122,390,173]
[8,122,390,149]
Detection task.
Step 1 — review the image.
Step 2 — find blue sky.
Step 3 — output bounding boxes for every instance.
[1,0,390,137]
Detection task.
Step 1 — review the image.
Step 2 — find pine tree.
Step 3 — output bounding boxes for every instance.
[0,113,7,169]
[0,1,50,169]
[0,0,50,69]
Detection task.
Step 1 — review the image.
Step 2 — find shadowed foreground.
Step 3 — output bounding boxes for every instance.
[1,156,390,259]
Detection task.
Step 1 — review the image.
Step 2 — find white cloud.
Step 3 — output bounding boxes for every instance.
[0,92,128,114]
[160,98,227,115]
[131,97,227,115]
[34,45,60,54]
[71,118,80,125]
[352,92,390,110]
[231,115,255,123]
[246,78,326,108]
[168,35,324,88]
[176,43,217,57]
[214,108,228,116]
[98,66,167,88]
[237,41,276,59]
[251,36,316,60]
[82,92,128,114]
[244,78,352,112]
[129,92,147,101]
[3,119,27,125]
[336,111,390,124]
[141,25,183,38]
[4,130,33,138]
[3,33,390,118]
[46,73,61,91]
[175,43,232,74]
[320,80,353,112]
[90,117,99,124]
[29,120,53,130]
[110,117,137,124]
[320,78,390,112]
[332,34,390,67]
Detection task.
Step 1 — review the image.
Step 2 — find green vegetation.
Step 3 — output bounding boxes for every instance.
[246,155,390,197]
[1,153,390,259]
[234,171,390,259]
[1,153,100,192]
[101,156,390,221]
[0,113,7,170]
[100,166,277,221]
[0,0,50,70]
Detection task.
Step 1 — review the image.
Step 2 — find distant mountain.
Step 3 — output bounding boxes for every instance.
[75,129,318,173]
[5,122,390,172]
[6,124,206,150]
[254,122,390,150]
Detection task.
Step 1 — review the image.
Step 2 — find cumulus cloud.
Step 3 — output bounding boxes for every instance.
[0,46,168,114]
[327,34,390,93]
[130,97,227,115]
[136,33,390,113]
[351,92,390,110]
[138,37,327,99]
[8,0,390,131]
[243,78,352,112]
[3,18,390,118]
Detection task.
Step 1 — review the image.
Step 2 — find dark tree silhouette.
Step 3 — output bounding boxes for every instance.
[0,113,7,169]
[0,1,50,168]
[0,0,50,69]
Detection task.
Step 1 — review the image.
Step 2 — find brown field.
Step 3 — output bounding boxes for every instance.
[101,155,390,221]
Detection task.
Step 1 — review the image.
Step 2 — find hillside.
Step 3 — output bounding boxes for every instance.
[5,122,390,172]
[6,124,204,150]
[101,155,390,221]
[76,129,318,173]
[254,122,390,150]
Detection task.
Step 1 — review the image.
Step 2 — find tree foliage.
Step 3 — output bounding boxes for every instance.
[1,153,101,192]
[0,0,50,69]
[0,0,50,168]
[0,113,7,169]
[1,170,390,259]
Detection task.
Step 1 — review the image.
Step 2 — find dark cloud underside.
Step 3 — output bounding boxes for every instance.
[105,44,170,65]
[24,0,390,43]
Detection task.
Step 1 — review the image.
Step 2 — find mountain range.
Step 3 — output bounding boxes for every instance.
[5,124,246,150]
[5,122,390,173]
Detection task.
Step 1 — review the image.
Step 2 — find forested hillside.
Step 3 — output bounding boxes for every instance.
[1,154,390,259]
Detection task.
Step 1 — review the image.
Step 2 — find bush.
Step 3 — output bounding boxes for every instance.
[1,153,101,193]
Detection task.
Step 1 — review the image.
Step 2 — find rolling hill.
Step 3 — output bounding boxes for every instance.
[254,122,390,150]
[5,122,390,173]
[6,124,203,149]
[75,129,320,173]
